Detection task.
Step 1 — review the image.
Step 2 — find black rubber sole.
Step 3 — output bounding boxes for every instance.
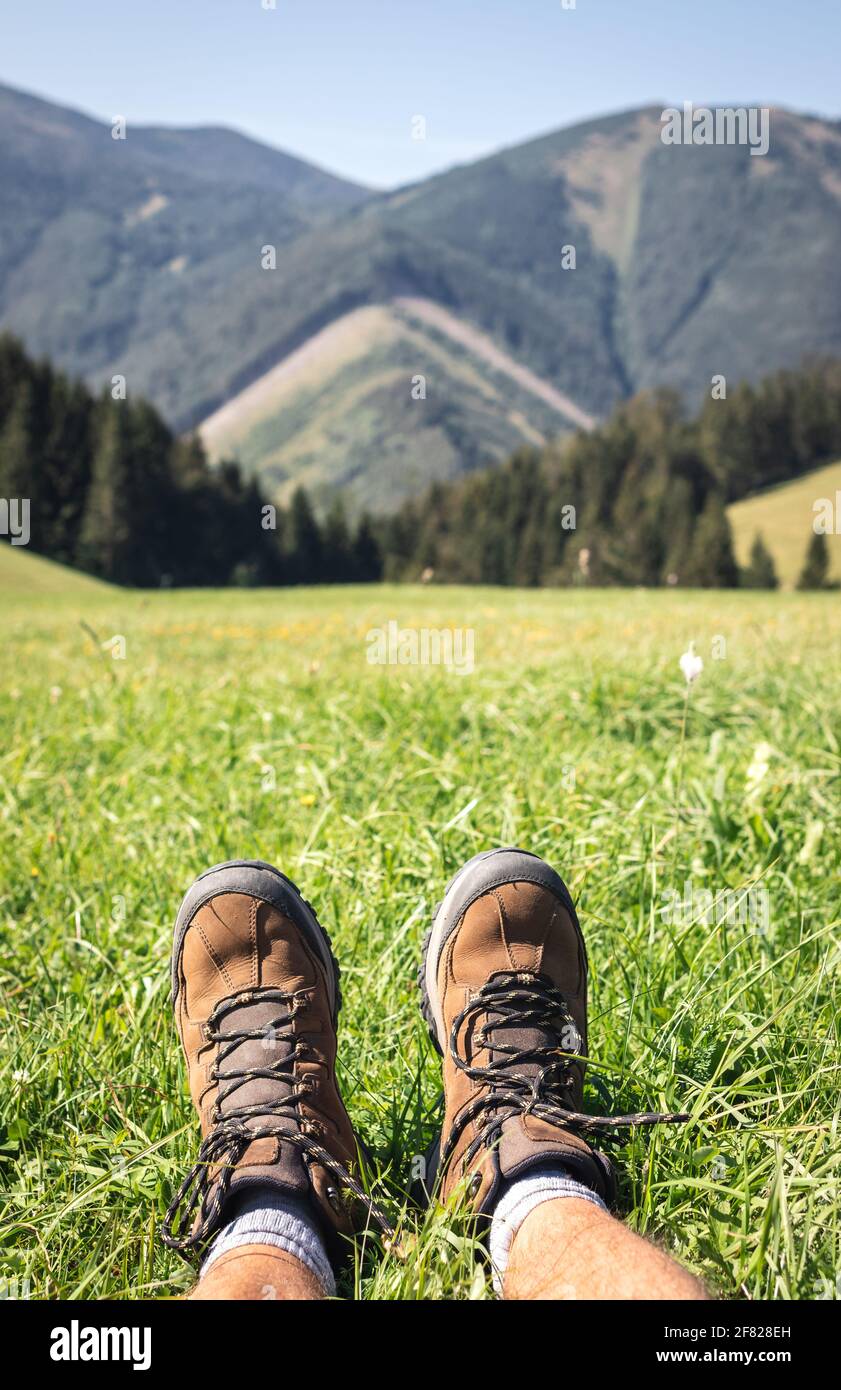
[171,858,342,1021]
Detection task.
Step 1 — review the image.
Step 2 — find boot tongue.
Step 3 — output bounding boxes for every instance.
[216,995,299,1138]
[477,974,574,1091]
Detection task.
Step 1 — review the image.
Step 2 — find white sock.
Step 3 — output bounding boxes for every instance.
[200,1188,336,1296]
[489,1165,608,1295]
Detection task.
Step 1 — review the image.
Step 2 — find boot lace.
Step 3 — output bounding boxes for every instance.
[161,988,395,1257]
[440,972,689,1174]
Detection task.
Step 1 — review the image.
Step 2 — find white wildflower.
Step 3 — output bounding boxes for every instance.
[679,642,703,684]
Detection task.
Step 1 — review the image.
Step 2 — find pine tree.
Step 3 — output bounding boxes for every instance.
[322,497,353,582]
[76,401,134,580]
[796,530,830,591]
[351,513,382,582]
[381,504,418,581]
[0,382,36,500]
[287,487,323,585]
[172,432,212,491]
[742,533,779,589]
[0,334,32,432]
[684,494,740,587]
[0,382,40,551]
[658,476,695,585]
[123,399,177,584]
[41,378,93,563]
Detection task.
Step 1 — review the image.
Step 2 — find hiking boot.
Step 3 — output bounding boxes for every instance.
[161,860,391,1262]
[418,848,687,1215]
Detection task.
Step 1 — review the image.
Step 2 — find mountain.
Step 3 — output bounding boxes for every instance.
[199,299,595,511]
[3,82,841,511]
[0,80,369,421]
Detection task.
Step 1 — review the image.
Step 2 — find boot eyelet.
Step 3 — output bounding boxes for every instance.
[469,1173,482,1198]
[326,1186,343,1214]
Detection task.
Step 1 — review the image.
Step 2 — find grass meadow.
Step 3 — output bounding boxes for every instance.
[0,571,838,1300]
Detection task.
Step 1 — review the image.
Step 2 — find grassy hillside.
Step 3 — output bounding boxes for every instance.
[728,459,841,587]
[0,584,837,1299]
[0,542,111,596]
[200,301,589,511]
[4,83,841,506]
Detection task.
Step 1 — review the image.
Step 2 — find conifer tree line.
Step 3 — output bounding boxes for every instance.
[0,335,381,587]
[2,332,840,590]
[381,361,841,588]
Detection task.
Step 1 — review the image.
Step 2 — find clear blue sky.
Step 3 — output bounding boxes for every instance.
[3,0,839,188]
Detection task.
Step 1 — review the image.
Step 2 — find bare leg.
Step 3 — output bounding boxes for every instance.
[189,1243,327,1301]
[503,1198,709,1301]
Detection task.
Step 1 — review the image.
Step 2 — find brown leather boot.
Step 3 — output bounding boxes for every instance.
[418,848,687,1215]
[161,860,392,1264]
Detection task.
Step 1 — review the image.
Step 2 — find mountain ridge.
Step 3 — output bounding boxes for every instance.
[3,81,841,510]
[0,79,370,204]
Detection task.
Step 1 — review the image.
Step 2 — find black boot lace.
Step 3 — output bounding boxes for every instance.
[161,988,395,1257]
[439,972,689,1175]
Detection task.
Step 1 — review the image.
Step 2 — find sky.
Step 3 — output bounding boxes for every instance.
[2,0,840,189]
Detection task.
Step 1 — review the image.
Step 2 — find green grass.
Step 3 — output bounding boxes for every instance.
[728,459,841,589]
[0,542,110,597]
[0,581,838,1300]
